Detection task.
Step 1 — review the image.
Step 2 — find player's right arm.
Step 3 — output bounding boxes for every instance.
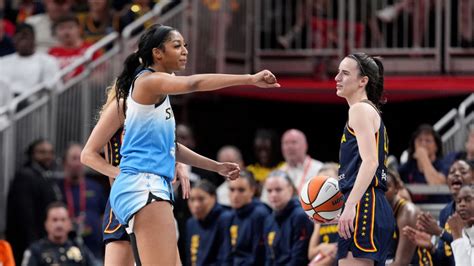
[81,100,124,179]
[138,70,280,96]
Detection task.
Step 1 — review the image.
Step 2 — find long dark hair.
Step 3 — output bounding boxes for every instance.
[347,53,385,109]
[115,24,176,116]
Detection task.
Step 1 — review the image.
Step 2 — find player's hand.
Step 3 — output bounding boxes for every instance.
[217,162,240,180]
[402,225,433,249]
[252,70,280,88]
[447,213,465,239]
[173,162,190,199]
[338,203,356,239]
[416,212,442,235]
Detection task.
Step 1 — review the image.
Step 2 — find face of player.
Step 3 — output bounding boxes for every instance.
[414,132,438,158]
[334,57,366,99]
[45,207,71,243]
[155,31,188,73]
[455,186,474,220]
[228,178,254,209]
[447,160,472,196]
[64,145,84,180]
[55,21,82,47]
[33,141,55,169]
[188,188,215,220]
[254,138,272,166]
[265,176,294,211]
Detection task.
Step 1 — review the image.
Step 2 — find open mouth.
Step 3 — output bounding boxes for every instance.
[458,209,468,218]
[451,180,463,190]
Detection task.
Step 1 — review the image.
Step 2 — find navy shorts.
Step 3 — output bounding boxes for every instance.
[337,187,395,265]
[102,199,129,244]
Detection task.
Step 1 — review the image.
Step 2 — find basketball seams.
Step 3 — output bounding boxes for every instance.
[313,192,344,212]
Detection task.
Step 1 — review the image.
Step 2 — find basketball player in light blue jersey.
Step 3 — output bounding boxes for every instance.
[335,53,395,266]
[82,83,190,265]
[87,24,280,265]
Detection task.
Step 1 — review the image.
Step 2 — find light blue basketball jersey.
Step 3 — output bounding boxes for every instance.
[119,70,176,180]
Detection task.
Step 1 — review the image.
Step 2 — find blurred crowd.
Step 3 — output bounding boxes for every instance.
[0,0,181,107]
[1,122,473,265]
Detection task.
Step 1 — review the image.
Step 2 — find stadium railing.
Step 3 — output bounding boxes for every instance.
[444,0,474,73]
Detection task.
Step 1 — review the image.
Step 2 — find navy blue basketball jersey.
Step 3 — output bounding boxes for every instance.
[102,127,129,243]
[105,127,123,167]
[338,101,389,194]
[318,224,338,245]
[389,198,433,265]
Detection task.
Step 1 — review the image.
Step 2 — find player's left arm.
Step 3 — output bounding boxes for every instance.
[175,143,240,180]
[338,103,379,239]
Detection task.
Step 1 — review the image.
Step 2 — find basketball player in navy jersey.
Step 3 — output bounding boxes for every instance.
[335,52,395,266]
[83,24,279,265]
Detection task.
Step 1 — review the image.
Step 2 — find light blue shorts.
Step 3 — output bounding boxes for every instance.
[110,172,174,226]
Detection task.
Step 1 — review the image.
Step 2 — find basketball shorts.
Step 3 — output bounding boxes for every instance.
[110,172,174,226]
[337,187,395,265]
[102,199,129,244]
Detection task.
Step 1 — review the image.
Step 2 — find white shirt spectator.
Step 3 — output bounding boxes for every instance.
[0,52,60,95]
[260,156,323,204]
[26,14,58,52]
[280,156,323,193]
[451,225,474,266]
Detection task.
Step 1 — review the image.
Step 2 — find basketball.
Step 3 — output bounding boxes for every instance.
[299,176,345,223]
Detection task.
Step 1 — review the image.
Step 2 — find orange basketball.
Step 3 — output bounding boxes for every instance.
[299,175,344,223]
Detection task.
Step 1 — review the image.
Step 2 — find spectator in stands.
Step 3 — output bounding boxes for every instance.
[0,23,60,101]
[398,124,449,186]
[263,170,313,265]
[385,169,433,265]
[14,0,44,23]
[77,0,117,44]
[216,145,245,207]
[447,185,474,265]
[403,159,473,266]
[307,162,339,266]
[280,128,323,193]
[57,143,106,260]
[220,170,270,265]
[247,129,283,195]
[48,14,96,78]
[459,0,473,47]
[185,180,228,266]
[6,139,61,265]
[26,0,72,52]
[21,202,95,265]
[375,0,432,48]
[117,0,155,32]
[0,19,15,56]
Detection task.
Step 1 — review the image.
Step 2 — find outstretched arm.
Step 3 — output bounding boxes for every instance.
[81,100,123,178]
[139,70,280,96]
[175,143,240,180]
